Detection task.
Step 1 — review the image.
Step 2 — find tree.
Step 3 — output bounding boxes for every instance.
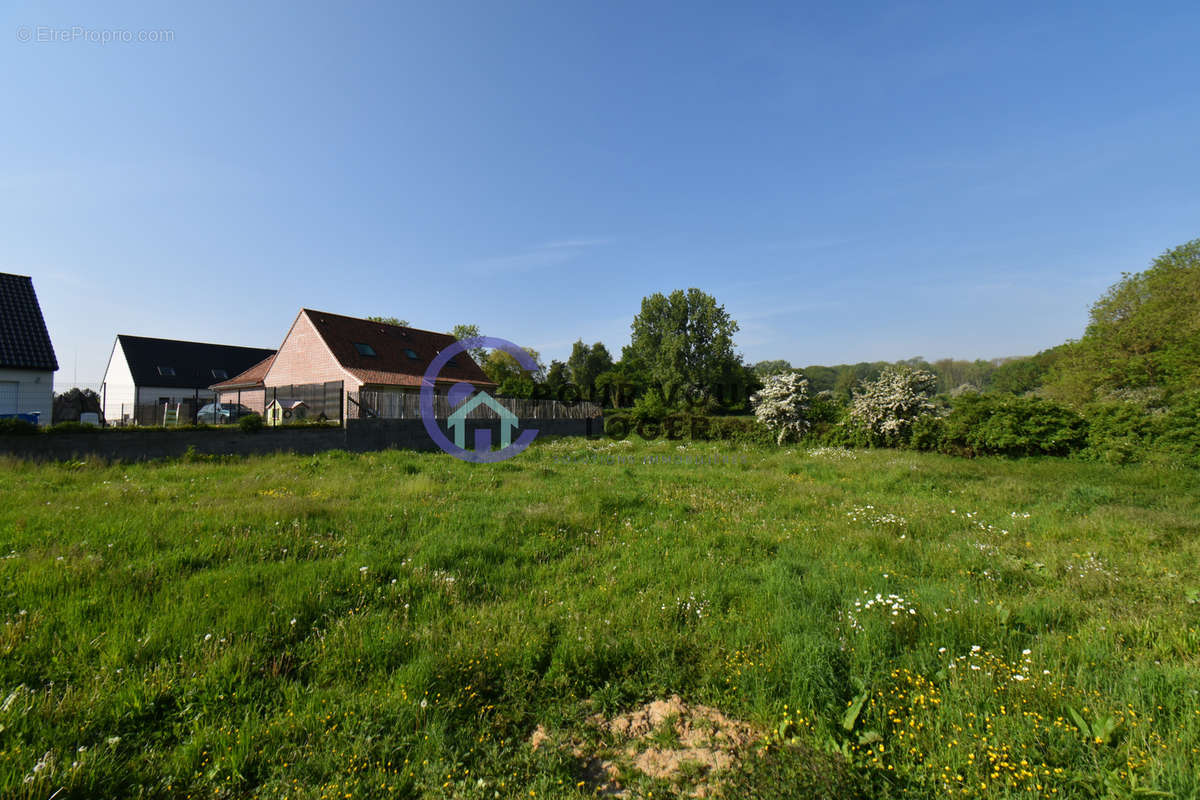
[544,360,569,396]
[367,316,409,327]
[989,346,1066,395]
[53,388,102,424]
[752,359,793,377]
[1041,238,1200,404]
[751,371,812,445]
[594,370,636,408]
[449,324,487,365]
[481,347,544,397]
[627,288,743,407]
[848,365,938,446]
[566,340,614,400]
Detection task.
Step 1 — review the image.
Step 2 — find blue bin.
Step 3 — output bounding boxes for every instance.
[0,412,41,425]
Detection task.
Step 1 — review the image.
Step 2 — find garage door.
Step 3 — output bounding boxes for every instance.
[0,381,18,414]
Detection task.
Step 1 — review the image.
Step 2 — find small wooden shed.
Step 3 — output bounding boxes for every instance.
[265,399,308,426]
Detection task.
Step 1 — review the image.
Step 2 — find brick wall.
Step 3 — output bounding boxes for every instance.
[0,418,602,462]
[264,311,356,388]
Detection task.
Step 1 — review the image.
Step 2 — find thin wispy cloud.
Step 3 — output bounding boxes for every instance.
[461,238,614,276]
[733,299,849,323]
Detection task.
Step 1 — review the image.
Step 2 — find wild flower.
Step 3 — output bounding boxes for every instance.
[845,592,918,631]
[846,505,908,527]
[1065,552,1117,580]
[806,446,857,460]
[664,594,710,626]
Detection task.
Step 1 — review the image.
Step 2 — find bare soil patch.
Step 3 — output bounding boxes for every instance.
[530,695,762,797]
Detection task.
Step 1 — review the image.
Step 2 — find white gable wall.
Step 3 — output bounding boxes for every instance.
[0,368,53,424]
[101,338,135,424]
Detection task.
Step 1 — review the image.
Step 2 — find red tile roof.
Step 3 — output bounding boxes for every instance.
[210,353,276,389]
[302,310,496,388]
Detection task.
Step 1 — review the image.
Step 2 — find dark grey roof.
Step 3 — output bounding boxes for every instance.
[0,273,58,371]
[116,335,275,389]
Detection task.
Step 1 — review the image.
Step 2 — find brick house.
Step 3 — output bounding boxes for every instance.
[212,309,495,419]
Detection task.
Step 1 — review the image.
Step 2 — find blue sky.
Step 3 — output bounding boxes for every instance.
[4,1,1199,387]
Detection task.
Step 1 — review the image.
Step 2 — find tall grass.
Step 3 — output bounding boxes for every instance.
[0,439,1197,798]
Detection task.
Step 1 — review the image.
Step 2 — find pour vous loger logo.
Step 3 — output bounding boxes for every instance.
[420,336,538,463]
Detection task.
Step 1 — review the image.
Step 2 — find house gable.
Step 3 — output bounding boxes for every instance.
[100,338,136,422]
[300,309,496,389]
[262,310,360,388]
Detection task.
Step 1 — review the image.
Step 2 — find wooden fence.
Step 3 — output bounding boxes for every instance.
[349,390,601,420]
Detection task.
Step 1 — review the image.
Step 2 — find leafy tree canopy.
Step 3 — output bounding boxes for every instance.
[627,288,743,404]
[481,347,544,396]
[752,359,793,377]
[1042,238,1200,404]
[448,323,487,365]
[566,340,614,400]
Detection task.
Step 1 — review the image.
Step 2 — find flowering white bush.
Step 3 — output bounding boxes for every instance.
[751,371,811,445]
[848,366,938,446]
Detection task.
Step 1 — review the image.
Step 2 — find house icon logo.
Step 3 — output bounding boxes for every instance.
[419,335,539,463]
[446,391,519,450]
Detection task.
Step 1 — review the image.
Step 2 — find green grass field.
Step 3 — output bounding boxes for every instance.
[1,438,1198,799]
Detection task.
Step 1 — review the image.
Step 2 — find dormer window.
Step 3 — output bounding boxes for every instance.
[157,366,175,376]
[403,348,420,360]
[211,369,228,380]
[354,342,378,357]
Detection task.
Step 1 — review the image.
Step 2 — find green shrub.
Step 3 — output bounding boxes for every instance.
[808,393,845,425]
[238,413,264,433]
[909,414,945,452]
[46,421,100,434]
[817,420,873,449]
[630,389,672,422]
[1080,393,1200,465]
[1156,393,1200,464]
[1079,401,1161,463]
[701,415,774,445]
[0,418,39,436]
[923,393,1087,457]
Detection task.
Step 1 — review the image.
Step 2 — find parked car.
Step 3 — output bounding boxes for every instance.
[195,403,254,425]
